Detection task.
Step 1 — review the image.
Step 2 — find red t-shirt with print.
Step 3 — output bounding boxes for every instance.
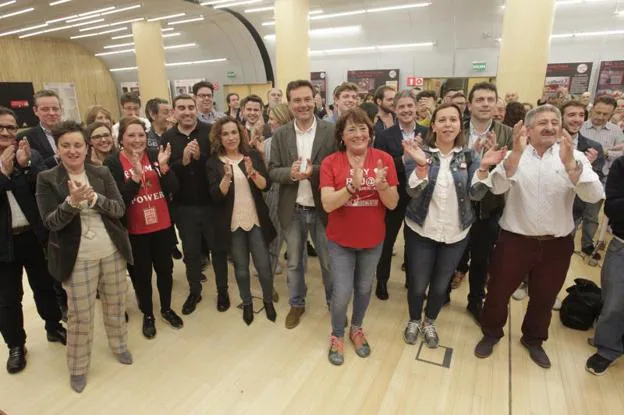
[320,147,399,249]
[120,152,171,235]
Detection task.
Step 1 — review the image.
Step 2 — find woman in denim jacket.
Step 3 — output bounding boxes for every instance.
[401,103,506,348]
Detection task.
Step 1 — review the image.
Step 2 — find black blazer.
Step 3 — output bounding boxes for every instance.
[0,150,48,262]
[577,132,605,180]
[36,163,133,282]
[206,150,276,247]
[17,125,58,169]
[374,124,428,201]
[103,149,179,227]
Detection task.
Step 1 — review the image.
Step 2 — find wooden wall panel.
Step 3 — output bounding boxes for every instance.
[0,37,120,120]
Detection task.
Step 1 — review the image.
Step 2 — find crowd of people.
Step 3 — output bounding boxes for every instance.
[1,76,623,393]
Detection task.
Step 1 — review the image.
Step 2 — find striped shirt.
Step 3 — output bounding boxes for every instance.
[580,121,624,175]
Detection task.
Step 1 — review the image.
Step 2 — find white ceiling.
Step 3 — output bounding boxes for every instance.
[1,0,623,78]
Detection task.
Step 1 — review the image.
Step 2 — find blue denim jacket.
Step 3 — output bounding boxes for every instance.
[404,147,487,230]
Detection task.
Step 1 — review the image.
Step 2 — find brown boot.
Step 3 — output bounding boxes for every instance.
[285,306,305,329]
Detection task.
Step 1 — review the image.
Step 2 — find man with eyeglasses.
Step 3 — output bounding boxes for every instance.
[0,106,66,374]
[17,90,63,169]
[192,81,225,125]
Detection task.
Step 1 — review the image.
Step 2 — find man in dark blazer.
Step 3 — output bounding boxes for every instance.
[373,90,428,300]
[17,90,63,170]
[269,80,337,329]
[0,107,66,374]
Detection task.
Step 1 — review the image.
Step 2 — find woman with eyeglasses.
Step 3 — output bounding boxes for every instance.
[86,122,117,166]
[104,117,183,339]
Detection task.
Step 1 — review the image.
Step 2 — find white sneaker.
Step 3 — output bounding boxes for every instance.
[552,298,562,310]
[512,283,528,300]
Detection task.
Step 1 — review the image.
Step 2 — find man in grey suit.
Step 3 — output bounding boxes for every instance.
[269,80,337,329]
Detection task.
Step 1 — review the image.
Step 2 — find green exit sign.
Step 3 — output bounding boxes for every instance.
[472,61,487,72]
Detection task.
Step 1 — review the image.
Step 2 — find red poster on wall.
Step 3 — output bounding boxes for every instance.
[544,62,592,98]
[595,60,624,96]
[347,69,400,95]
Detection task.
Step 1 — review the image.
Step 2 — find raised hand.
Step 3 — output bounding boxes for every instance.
[374,158,389,189]
[559,128,576,170]
[158,143,171,167]
[511,120,528,154]
[223,162,234,180]
[0,145,16,176]
[16,139,31,168]
[402,139,428,166]
[585,148,598,164]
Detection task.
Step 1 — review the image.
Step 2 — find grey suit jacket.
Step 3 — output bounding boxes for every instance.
[268,118,337,229]
[36,163,133,282]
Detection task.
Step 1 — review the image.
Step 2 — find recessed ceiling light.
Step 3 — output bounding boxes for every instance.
[147,13,186,22]
[1,23,48,37]
[0,7,34,20]
[50,0,71,5]
[168,16,204,25]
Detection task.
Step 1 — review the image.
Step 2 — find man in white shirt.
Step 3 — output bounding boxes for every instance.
[580,95,624,176]
[269,80,337,329]
[472,105,603,369]
[111,92,151,139]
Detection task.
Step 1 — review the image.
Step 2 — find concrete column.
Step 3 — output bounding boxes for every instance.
[274,0,310,91]
[132,21,169,101]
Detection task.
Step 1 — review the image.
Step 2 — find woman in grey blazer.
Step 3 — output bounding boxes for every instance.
[36,121,133,393]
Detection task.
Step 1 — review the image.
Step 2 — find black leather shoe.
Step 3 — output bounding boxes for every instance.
[375,280,389,300]
[217,291,230,312]
[182,293,202,315]
[47,326,67,345]
[264,302,276,322]
[307,241,318,257]
[142,315,156,339]
[7,346,27,374]
[243,304,254,325]
[161,309,184,329]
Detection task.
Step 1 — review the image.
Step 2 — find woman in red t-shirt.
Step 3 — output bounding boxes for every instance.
[105,117,183,339]
[320,108,399,366]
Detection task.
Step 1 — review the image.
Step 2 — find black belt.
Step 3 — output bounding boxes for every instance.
[295,203,315,211]
[12,225,31,235]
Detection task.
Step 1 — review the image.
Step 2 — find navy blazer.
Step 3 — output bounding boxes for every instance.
[0,150,48,262]
[373,124,429,200]
[17,125,58,169]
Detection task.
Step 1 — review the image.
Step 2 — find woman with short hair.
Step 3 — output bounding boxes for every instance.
[86,122,117,166]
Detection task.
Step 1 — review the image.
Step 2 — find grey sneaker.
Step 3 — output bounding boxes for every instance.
[328,336,344,366]
[422,321,439,348]
[512,282,528,300]
[403,320,421,345]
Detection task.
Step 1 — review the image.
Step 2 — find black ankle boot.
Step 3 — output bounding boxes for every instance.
[243,304,254,325]
[7,346,27,374]
[375,280,389,300]
[264,302,277,322]
[217,291,230,312]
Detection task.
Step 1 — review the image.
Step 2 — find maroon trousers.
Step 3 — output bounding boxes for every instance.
[480,230,574,346]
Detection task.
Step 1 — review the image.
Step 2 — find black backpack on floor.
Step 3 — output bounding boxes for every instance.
[560,278,602,331]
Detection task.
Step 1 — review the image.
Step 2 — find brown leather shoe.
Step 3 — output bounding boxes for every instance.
[474,335,499,359]
[520,337,551,368]
[285,307,305,329]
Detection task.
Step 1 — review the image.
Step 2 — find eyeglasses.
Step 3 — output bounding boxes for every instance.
[197,94,213,99]
[91,133,111,140]
[0,125,18,133]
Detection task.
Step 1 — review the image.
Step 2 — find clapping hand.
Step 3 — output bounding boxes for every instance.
[129,151,142,183]
[481,145,508,168]
[559,129,576,170]
[374,159,389,190]
[585,148,598,164]
[16,139,31,168]
[67,180,93,206]
[402,139,428,166]
[244,156,255,178]
[511,121,528,154]
[0,145,15,176]
[158,143,172,167]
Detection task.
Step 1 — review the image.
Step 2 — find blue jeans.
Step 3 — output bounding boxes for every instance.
[574,199,604,250]
[231,226,274,304]
[593,237,624,361]
[405,227,469,321]
[283,206,331,307]
[328,240,383,338]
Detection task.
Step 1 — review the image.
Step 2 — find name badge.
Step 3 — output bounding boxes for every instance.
[143,207,158,225]
[459,162,467,169]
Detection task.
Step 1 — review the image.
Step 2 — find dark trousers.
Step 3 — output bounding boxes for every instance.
[173,205,228,296]
[405,227,469,321]
[0,230,62,348]
[376,195,408,283]
[481,230,574,345]
[128,228,174,315]
[466,213,501,305]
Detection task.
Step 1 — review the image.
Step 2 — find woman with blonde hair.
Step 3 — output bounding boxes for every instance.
[85,106,113,128]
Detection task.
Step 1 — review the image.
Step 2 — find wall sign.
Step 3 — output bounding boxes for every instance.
[595,60,624,97]
[311,71,327,100]
[544,62,593,97]
[347,69,399,95]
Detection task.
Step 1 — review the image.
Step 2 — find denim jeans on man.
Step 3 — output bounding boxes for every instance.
[406,228,469,321]
[328,241,383,338]
[593,237,624,361]
[231,226,273,304]
[573,199,604,250]
[283,206,332,307]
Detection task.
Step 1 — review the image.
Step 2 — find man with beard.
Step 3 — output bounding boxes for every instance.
[373,85,397,138]
[562,101,605,264]
[474,105,603,368]
[373,90,428,300]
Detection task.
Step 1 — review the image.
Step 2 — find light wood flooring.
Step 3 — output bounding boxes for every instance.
[1,235,623,415]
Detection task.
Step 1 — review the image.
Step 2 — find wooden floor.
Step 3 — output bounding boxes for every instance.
[2,234,624,415]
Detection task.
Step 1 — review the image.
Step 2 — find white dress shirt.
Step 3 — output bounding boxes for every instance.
[295,117,317,207]
[472,143,604,237]
[405,148,470,243]
[7,191,30,228]
[41,123,58,154]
